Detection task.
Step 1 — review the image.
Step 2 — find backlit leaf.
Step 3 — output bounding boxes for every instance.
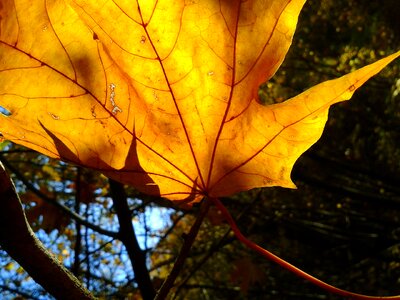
[0,0,399,202]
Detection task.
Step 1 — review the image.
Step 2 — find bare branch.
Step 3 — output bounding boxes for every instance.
[0,161,96,300]
[109,179,156,300]
[0,155,119,238]
[155,198,211,300]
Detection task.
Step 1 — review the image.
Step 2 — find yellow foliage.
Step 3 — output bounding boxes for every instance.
[0,0,398,203]
[42,165,61,181]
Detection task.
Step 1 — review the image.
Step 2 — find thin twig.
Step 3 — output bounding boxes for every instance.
[155,198,211,300]
[172,193,262,299]
[212,197,400,300]
[0,284,42,300]
[0,155,119,238]
[72,167,82,276]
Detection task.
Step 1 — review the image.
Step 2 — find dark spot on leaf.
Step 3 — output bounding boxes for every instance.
[93,32,99,40]
[349,84,356,92]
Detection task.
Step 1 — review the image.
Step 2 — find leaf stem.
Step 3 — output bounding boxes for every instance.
[155,198,211,300]
[211,197,400,300]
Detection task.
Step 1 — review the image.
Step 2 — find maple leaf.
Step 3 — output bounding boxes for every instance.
[0,0,399,202]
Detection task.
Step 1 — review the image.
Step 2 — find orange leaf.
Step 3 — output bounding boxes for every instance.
[0,0,399,202]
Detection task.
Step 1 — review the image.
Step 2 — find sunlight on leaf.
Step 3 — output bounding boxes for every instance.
[0,0,399,202]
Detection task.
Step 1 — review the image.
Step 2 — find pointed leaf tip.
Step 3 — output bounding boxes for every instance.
[0,0,398,202]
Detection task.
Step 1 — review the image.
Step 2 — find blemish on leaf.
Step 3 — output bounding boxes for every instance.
[112,106,122,114]
[48,112,60,120]
[91,106,97,118]
[109,83,122,115]
[42,25,48,32]
[349,84,356,92]
[207,71,214,76]
[93,32,99,40]
[263,179,273,185]
[152,90,158,100]
[140,36,146,44]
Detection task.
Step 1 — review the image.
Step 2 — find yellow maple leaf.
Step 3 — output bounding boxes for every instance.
[0,0,399,202]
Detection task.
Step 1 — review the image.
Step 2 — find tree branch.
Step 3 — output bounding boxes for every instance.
[173,193,262,299]
[108,179,156,300]
[0,155,119,238]
[0,284,42,300]
[212,197,400,300]
[72,168,82,277]
[155,198,211,300]
[0,161,96,300]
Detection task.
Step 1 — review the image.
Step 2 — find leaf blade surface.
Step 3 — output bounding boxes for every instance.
[0,0,398,202]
